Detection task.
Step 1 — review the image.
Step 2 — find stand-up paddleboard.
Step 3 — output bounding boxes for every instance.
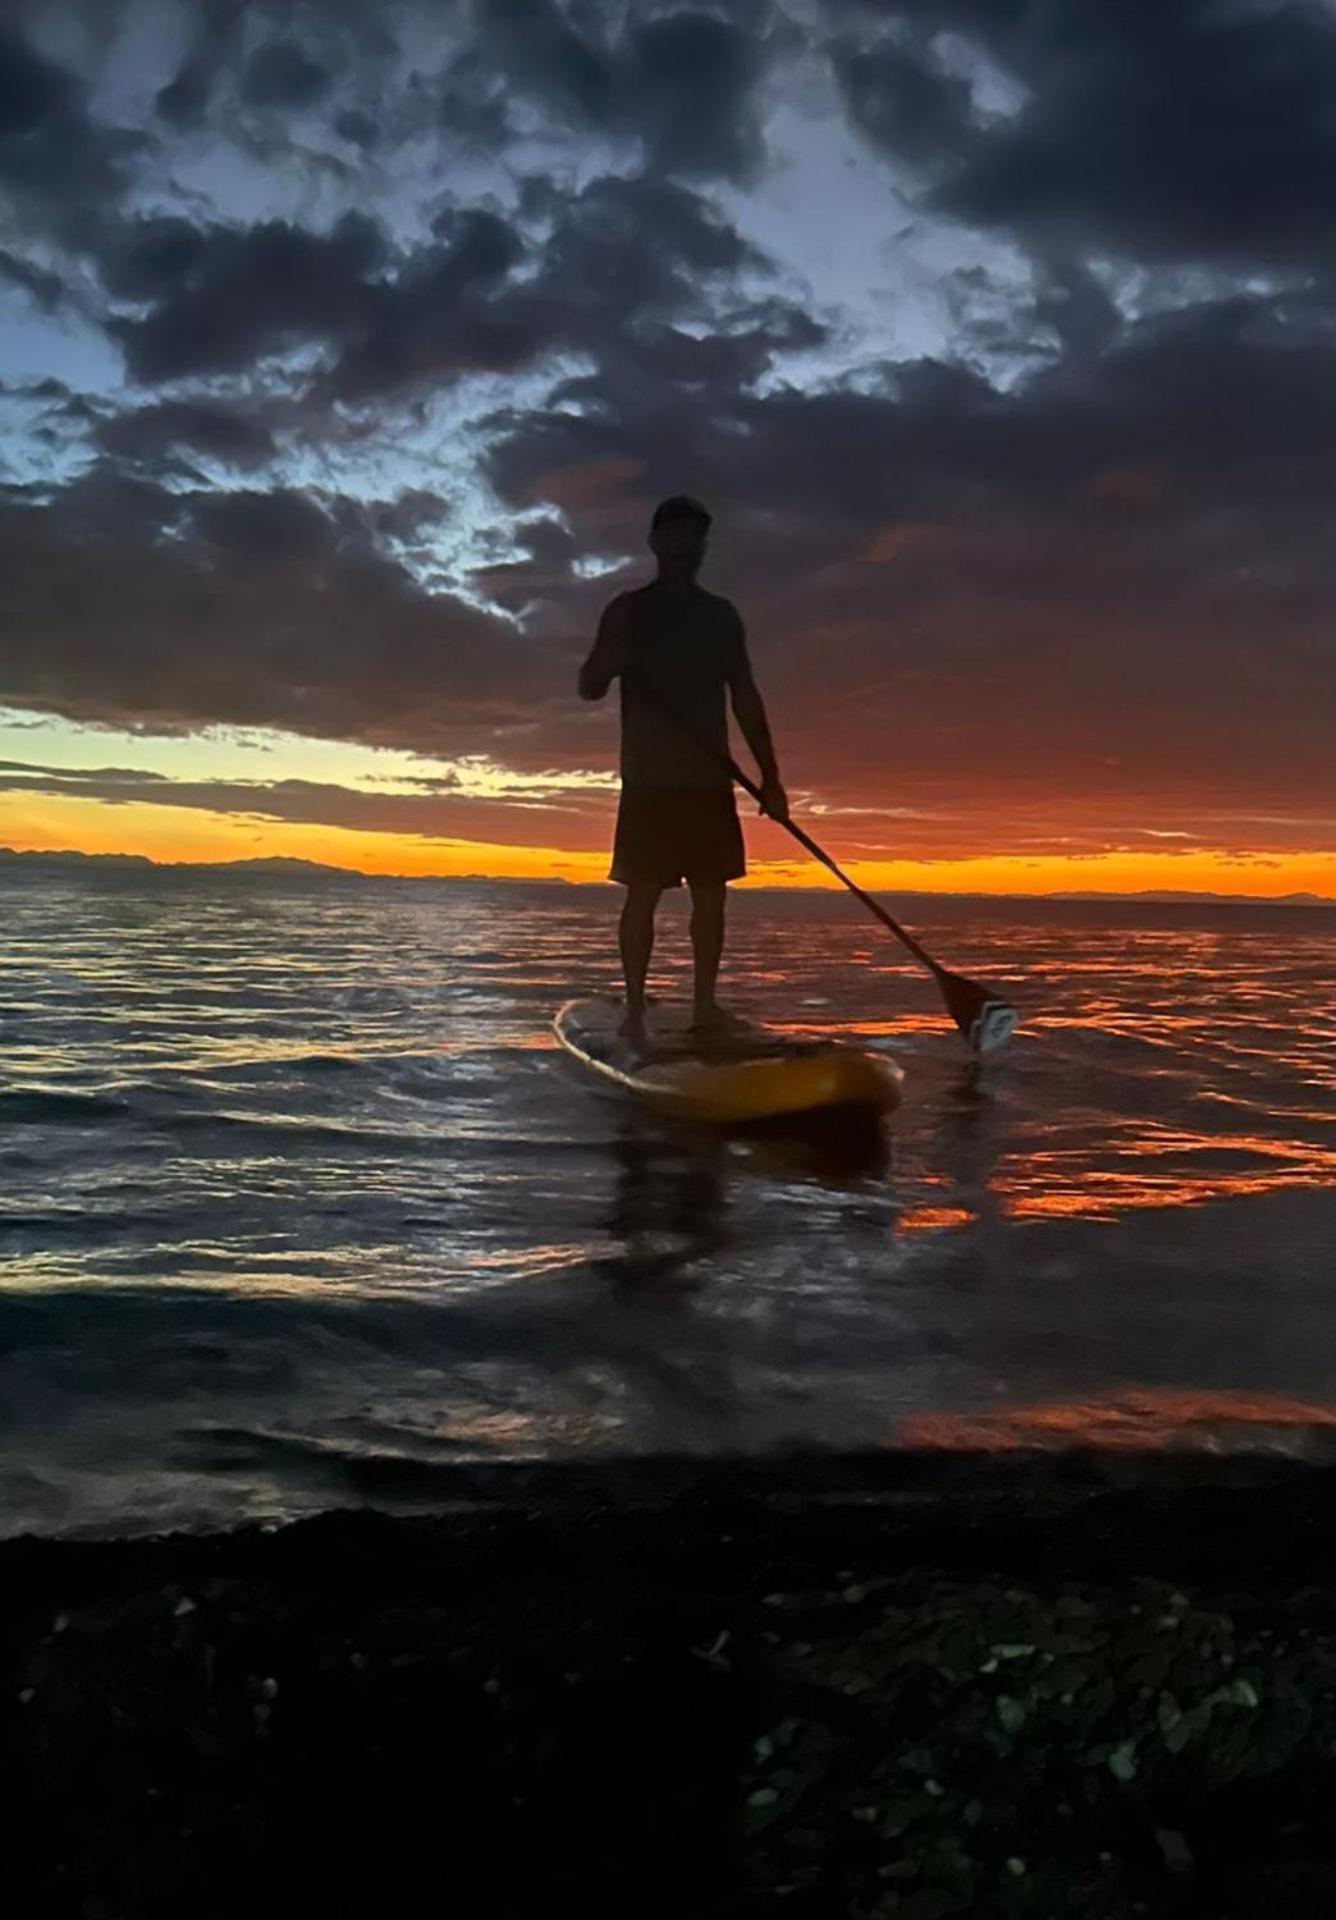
[554,996,903,1126]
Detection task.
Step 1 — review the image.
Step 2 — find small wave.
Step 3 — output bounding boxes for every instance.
[200,1052,372,1079]
[0,1090,131,1124]
[0,1208,189,1242]
[177,1423,520,1498]
[161,1109,443,1152]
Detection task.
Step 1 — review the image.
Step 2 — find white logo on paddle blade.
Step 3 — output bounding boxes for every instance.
[971,1001,1018,1054]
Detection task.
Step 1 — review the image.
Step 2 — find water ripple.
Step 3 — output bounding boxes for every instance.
[2,876,1335,1535]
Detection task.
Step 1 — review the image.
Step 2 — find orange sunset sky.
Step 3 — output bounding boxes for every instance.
[5,716,1335,898]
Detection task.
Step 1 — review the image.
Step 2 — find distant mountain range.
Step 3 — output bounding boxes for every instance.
[1045,887,1335,907]
[0,849,547,885]
[2,849,317,874]
[0,848,356,878]
[2,846,1332,906]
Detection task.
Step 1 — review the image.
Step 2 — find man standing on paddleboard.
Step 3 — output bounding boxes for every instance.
[578,494,788,1048]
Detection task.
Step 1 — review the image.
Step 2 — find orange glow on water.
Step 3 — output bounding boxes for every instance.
[899,1391,1336,1451]
[897,1205,976,1232]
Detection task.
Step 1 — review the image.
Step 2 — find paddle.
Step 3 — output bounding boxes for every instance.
[728,756,1019,1054]
[633,680,1018,1054]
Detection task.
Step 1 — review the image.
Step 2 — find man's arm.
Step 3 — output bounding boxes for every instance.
[728,625,788,821]
[578,595,631,701]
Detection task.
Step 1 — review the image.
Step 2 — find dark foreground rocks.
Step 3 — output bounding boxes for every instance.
[8,1451,1336,1918]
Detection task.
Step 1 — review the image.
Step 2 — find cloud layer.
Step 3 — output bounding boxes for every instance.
[1,0,1334,869]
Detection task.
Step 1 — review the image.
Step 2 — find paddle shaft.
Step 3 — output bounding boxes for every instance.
[721,756,944,980]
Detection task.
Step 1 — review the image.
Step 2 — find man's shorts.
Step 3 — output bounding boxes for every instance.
[610,785,746,888]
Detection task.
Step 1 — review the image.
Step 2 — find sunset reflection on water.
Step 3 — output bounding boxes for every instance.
[899,1389,1336,1453]
[2,876,1335,1534]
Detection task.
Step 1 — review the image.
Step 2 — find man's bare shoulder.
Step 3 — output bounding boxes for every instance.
[697,587,744,637]
[600,584,650,624]
[690,584,740,619]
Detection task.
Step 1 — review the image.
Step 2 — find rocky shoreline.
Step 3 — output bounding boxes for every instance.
[8,1450,1336,1917]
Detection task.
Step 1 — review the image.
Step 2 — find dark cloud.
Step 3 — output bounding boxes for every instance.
[1029,254,1122,365]
[0,20,139,243]
[0,471,557,759]
[325,174,775,405]
[480,283,1336,824]
[192,485,332,562]
[241,40,332,109]
[833,37,972,167]
[321,209,529,402]
[624,8,769,184]
[833,0,1336,269]
[366,488,452,545]
[334,106,379,148]
[550,171,766,285]
[0,375,71,401]
[435,57,514,149]
[97,399,276,470]
[0,23,75,135]
[465,515,585,624]
[99,215,211,303]
[107,212,389,383]
[111,0,774,189]
[473,0,615,130]
[63,123,805,526]
[468,1,771,183]
[155,1,246,127]
[155,0,396,127]
[155,56,214,128]
[5,0,1336,872]
[0,247,66,311]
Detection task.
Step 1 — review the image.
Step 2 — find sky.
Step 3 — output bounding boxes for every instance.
[2,0,1335,897]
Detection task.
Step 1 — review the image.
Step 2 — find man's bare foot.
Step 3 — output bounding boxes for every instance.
[688,1003,748,1036]
[618,1009,650,1053]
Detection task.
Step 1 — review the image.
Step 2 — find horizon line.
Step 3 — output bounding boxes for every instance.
[2,845,1333,907]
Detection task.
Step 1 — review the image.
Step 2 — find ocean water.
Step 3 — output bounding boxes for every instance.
[2,872,1335,1538]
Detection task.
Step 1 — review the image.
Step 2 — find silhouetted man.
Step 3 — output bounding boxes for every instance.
[579,495,787,1048]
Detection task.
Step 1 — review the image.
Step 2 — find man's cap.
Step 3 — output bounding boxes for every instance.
[650,494,712,532]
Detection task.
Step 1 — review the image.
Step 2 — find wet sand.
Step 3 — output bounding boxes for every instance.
[9,1451,1336,1917]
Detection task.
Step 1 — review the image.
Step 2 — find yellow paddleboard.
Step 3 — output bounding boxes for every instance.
[553,997,903,1126]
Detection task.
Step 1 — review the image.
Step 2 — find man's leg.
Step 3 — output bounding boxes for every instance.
[619,883,661,1041]
[688,882,727,1027]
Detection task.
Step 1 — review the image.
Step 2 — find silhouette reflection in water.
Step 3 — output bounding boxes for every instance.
[595,1105,894,1293]
[600,1120,729,1291]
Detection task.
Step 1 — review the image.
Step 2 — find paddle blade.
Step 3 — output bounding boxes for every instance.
[938,969,1018,1054]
